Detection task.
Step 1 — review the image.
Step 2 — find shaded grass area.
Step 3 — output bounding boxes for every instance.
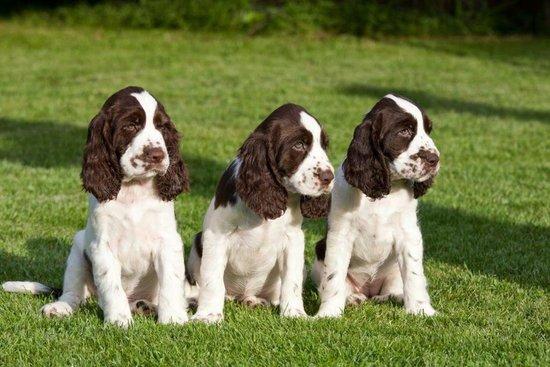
[0,23,548,365]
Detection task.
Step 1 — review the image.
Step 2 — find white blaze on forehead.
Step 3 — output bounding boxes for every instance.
[299,111,322,142]
[285,110,333,196]
[385,94,425,133]
[131,91,157,129]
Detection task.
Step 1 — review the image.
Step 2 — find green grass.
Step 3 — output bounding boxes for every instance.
[0,23,548,365]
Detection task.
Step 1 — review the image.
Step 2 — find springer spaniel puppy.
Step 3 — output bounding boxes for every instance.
[187,103,334,323]
[313,94,440,318]
[2,86,190,327]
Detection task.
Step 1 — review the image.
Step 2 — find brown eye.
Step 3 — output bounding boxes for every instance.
[398,128,413,138]
[293,141,306,151]
[124,123,139,132]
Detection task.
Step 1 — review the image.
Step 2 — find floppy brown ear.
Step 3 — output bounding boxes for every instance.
[343,115,390,199]
[155,119,190,201]
[236,134,287,220]
[300,194,331,219]
[412,177,434,198]
[81,110,122,202]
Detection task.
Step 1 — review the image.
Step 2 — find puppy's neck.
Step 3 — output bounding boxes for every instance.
[286,192,301,208]
[117,177,157,204]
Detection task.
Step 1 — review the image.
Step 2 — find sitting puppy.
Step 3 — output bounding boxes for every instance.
[2,86,190,327]
[187,103,334,323]
[313,95,440,317]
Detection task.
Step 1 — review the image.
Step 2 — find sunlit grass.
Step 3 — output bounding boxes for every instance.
[0,23,548,365]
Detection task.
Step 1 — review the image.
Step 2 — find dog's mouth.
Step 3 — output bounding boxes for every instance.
[123,164,168,182]
[417,165,439,182]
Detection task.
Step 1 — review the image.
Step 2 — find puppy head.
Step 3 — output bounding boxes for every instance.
[236,103,334,219]
[81,86,189,202]
[344,94,439,199]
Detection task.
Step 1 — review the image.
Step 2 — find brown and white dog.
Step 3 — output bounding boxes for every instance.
[313,94,440,317]
[187,103,334,323]
[2,86,190,327]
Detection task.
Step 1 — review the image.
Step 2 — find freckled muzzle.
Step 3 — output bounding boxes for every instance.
[142,146,166,165]
[410,148,440,176]
[316,167,335,191]
[129,143,169,175]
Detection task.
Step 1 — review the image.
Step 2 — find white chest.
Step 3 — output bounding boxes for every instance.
[88,181,175,284]
[349,184,417,273]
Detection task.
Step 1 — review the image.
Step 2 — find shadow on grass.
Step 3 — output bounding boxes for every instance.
[420,203,549,290]
[0,118,85,168]
[0,117,228,198]
[339,84,550,123]
[0,237,69,287]
[407,39,550,70]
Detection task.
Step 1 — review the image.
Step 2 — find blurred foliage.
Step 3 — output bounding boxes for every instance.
[0,0,548,36]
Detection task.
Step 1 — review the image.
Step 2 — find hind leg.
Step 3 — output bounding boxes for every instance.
[185,233,202,308]
[42,231,92,317]
[243,267,282,308]
[312,258,365,307]
[371,264,404,303]
[266,277,281,307]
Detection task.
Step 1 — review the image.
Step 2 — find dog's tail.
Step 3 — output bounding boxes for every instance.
[2,281,62,297]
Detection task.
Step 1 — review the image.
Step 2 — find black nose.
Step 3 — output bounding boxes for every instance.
[318,169,334,186]
[425,152,439,166]
[143,146,165,164]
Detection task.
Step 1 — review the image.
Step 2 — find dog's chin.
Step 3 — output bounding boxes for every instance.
[300,187,331,197]
[285,181,331,197]
[123,166,167,182]
[415,169,439,183]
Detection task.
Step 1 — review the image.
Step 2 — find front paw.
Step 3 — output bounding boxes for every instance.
[281,307,308,318]
[158,311,189,325]
[191,312,223,324]
[41,301,73,318]
[315,305,344,319]
[104,311,133,328]
[405,301,437,316]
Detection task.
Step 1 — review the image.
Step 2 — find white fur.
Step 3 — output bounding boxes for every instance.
[4,91,188,327]
[314,97,438,318]
[2,281,52,294]
[283,111,334,196]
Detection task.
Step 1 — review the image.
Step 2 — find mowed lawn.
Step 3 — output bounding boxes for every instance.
[0,22,548,365]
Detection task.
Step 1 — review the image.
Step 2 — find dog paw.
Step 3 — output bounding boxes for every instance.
[347,293,367,306]
[130,300,157,316]
[158,311,188,325]
[281,307,308,318]
[104,312,133,328]
[372,293,404,303]
[314,305,344,319]
[191,312,223,324]
[240,296,270,308]
[405,302,437,317]
[41,301,73,318]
